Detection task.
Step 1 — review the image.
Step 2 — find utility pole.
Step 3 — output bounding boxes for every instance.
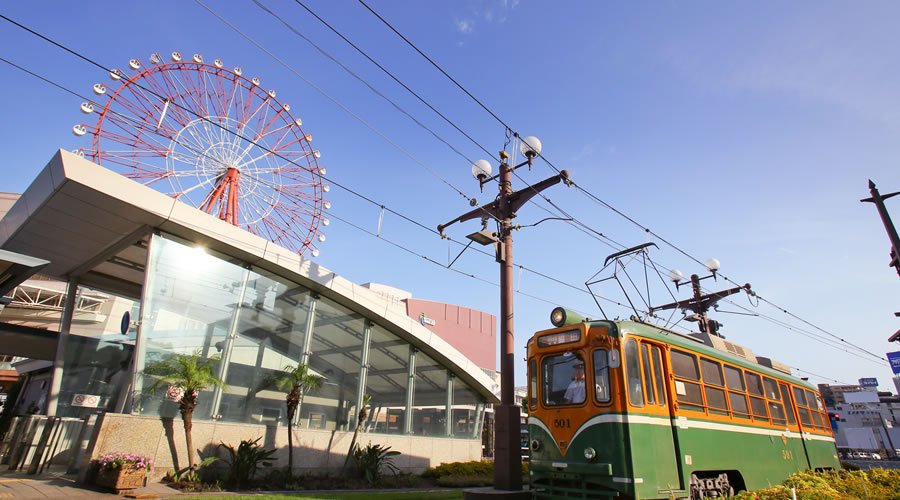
[438,135,569,495]
[861,179,900,279]
[654,261,751,337]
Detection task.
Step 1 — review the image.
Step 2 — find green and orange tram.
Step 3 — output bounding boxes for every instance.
[526,308,839,499]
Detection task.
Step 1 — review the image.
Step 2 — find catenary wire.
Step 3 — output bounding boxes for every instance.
[353,3,887,364]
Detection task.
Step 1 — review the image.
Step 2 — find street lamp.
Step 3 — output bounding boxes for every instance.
[438,135,569,494]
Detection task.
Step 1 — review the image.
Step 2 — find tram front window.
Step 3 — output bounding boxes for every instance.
[542,352,586,406]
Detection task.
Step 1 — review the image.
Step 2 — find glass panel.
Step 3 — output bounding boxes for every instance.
[750,396,768,420]
[705,387,727,410]
[412,352,448,436]
[365,325,409,435]
[304,297,365,431]
[797,407,812,426]
[724,365,745,390]
[529,359,537,409]
[671,350,699,380]
[769,401,786,425]
[625,340,644,407]
[729,392,750,418]
[641,344,655,405]
[745,372,764,396]
[700,359,724,387]
[138,234,250,420]
[677,381,704,409]
[651,347,666,406]
[220,268,314,425]
[592,349,610,403]
[541,351,585,406]
[805,390,822,411]
[792,387,809,407]
[452,383,481,438]
[57,285,138,418]
[809,408,824,428]
[763,378,781,400]
[780,385,797,424]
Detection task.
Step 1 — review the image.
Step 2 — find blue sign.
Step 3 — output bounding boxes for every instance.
[859,377,879,388]
[888,351,900,375]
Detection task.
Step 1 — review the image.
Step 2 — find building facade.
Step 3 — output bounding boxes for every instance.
[0,151,498,475]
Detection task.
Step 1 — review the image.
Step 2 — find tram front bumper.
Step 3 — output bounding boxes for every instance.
[531,459,613,477]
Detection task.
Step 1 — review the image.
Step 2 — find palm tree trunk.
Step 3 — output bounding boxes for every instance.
[287,416,294,471]
[183,409,195,469]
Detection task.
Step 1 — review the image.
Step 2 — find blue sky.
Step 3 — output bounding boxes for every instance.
[1,1,899,391]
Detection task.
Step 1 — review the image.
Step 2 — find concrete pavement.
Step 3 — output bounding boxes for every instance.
[0,471,180,499]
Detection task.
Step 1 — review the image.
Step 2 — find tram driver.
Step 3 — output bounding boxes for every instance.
[564,363,586,404]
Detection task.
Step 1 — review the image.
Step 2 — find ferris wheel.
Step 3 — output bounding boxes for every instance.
[73,51,329,257]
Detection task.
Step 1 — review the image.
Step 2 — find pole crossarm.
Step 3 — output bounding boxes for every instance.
[437,170,569,236]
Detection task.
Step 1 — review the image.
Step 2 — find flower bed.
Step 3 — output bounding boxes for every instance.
[94,452,153,492]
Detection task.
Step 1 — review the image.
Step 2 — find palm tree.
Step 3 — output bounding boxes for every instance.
[265,364,323,472]
[144,351,225,469]
[343,394,372,472]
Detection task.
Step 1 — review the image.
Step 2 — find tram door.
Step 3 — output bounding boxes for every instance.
[626,339,683,491]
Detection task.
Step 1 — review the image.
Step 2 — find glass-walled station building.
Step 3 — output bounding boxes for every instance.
[0,150,497,473]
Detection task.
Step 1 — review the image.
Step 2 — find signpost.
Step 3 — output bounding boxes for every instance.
[887,351,900,375]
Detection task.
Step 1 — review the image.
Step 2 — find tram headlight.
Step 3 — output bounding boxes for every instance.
[583,447,596,461]
[530,439,542,452]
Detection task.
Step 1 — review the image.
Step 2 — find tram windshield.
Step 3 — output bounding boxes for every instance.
[542,351,586,406]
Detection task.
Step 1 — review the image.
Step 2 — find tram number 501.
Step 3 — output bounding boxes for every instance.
[782,450,794,460]
[553,418,571,429]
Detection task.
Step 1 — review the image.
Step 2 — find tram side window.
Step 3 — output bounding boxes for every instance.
[592,349,610,403]
[640,344,656,405]
[529,359,537,410]
[624,339,644,407]
[670,349,704,410]
[699,358,728,413]
[724,365,750,419]
[542,352,586,406]
[779,384,797,425]
[650,346,666,407]
[805,390,825,429]
[764,377,786,426]
[792,387,812,426]
[745,372,770,422]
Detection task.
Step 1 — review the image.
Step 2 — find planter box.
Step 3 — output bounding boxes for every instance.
[96,468,147,492]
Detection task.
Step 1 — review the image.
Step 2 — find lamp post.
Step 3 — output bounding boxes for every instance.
[439,135,569,493]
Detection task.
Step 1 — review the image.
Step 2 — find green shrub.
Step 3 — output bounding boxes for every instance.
[733,469,900,500]
[219,437,278,489]
[423,460,494,478]
[352,442,401,486]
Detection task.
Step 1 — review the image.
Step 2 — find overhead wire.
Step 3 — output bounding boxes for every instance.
[352,2,887,364]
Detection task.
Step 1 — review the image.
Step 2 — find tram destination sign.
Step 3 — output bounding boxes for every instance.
[888,351,900,375]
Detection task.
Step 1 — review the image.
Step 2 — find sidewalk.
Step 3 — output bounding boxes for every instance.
[0,470,181,499]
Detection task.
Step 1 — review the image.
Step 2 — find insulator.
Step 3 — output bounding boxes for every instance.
[213,59,223,68]
[72,124,87,136]
[283,103,291,111]
[322,218,330,226]
[109,68,123,80]
[71,149,85,158]
[92,84,107,95]
[267,89,276,98]
[233,67,242,76]
[324,201,332,210]
[150,52,162,64]
[193,53,203,63]
[323,185,330,193]
[313,151,321,159]
[311,249,320,257]
[318,167,326,175]
[80,102,94,114]
[294,118,302,126]
[318,234,326,242]
[305,134,313,141]
[171,51,182,62]
[251,77,261,86]
[128,58,141,70]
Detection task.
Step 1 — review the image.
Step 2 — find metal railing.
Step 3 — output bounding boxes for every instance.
[0,414,94,474]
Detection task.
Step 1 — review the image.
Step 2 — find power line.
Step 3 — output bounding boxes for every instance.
[353,3,887,364]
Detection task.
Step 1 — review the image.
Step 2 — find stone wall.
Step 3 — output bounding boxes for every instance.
[81,413,481,481]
